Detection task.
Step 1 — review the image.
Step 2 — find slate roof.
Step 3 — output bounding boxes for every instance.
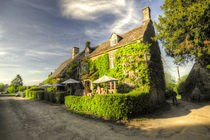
[51,51,85,78]
[86,20,150,58]
[51,20,150,78]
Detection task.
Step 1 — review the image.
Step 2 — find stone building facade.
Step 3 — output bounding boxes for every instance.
[51,6,165,104]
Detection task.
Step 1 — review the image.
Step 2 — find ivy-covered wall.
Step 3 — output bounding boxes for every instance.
[65,61,80,80]
[83,42,151,92]
[113,42,151,90]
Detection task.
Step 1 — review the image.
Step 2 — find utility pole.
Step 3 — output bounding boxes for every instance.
[177,65,181,82]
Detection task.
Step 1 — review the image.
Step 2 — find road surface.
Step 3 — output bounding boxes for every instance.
[0,95,210,140]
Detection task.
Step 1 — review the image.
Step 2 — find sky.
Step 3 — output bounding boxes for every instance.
[0,0,193,85]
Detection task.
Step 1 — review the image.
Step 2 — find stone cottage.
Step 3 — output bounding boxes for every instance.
[50,7,165,104]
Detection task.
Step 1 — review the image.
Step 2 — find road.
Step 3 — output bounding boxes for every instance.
[0,95,210,140]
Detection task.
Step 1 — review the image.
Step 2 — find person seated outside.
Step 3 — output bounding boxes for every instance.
[96,86,101,94]
[101,89,107,95]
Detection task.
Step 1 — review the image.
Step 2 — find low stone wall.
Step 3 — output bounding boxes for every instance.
[180,63,210,101]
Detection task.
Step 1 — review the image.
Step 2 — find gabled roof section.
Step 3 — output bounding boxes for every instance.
[51,51,85,78]
[87,20,150,58]
[109,32,121,39]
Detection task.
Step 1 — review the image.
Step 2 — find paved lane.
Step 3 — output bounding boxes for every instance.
[0,95,145,140]
[1,95,210,140]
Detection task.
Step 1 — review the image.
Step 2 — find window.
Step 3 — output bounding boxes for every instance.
[110,33,119,46]
[110,38,117,46]
[109,52,115,68]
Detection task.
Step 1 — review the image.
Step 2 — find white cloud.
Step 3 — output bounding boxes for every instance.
[25,79,43,86]
[0,51,7,56]
[25,49,69,57]
[59,0,141,34]
[59,0,126,20]
[0,80,10,84]
[0,64,21,68]
[110,0,140,33]
[28,70,43,74]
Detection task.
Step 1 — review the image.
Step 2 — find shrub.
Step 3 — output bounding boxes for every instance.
[55,91,67,104]
[18,86,27,91]
[7,86,16,93]
[65,91,152,120]
[24,87,45,100]
[44,92,50,101]
[35,92,45,100]
[48,92,56,103]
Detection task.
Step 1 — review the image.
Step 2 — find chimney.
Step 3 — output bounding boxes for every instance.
[85,41,91,56]
[85,41,90,48]
[72,47,79,59]
[142,6,151,22]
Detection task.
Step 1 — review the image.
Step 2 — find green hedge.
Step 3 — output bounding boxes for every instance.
[25,90,44,99]
[24,88,67,104]
[65,93,153,120]
[55,92,68,104]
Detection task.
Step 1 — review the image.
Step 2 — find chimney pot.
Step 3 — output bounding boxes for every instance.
[142,6,151,22]
[72,47,79,59]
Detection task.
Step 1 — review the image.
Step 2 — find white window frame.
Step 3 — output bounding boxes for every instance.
[110,36,117,46]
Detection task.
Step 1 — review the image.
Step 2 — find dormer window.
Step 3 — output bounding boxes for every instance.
[110,33,121,46]
[111,38,117,46]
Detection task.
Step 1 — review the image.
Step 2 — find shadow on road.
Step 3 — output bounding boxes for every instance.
[0,95,210,140]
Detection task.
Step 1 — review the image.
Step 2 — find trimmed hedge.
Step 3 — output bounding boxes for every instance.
[65,93,153,120]
[55,92,68,104]
[25,90,44,99]
[24,87,68,104]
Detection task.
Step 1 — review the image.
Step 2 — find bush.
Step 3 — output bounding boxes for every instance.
[7,86,16,93]
[55,92,67,104]
[24,87,45,100]
[18,86,27,91]
[65,92,153,120]
[44,92,50,101]
[48,92,56,103]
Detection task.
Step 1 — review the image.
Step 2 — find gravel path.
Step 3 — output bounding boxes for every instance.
[0,95,210,140]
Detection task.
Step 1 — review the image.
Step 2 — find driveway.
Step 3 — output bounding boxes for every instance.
[0,95,210,140]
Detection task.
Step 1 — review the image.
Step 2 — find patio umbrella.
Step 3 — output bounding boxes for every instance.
[52,83,63,87]
[62,78,80,84]
[93,75,118,84]
[40,84,52,87]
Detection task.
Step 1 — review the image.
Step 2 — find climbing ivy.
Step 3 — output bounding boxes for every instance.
[113,42,151,90]
[44,76,59,84]
[66,61,80,74]
[95,54,109,77]
[87,42,151,91]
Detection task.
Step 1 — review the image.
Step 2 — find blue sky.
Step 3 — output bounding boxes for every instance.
[0,0,193,85]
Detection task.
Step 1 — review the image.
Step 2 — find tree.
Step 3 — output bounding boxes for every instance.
[155,0,210,66]
[0,84,9,92]
[7,86,16,93]
[11,74,23,89]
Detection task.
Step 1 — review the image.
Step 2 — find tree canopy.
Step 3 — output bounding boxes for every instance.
[155,0,210,66]
[11,74,23,88]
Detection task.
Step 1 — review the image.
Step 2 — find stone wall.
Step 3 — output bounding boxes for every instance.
[180,62,210,101]
[143,20,166,104]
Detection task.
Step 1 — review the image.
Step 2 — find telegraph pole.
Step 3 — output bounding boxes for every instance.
[177,65,181,82]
